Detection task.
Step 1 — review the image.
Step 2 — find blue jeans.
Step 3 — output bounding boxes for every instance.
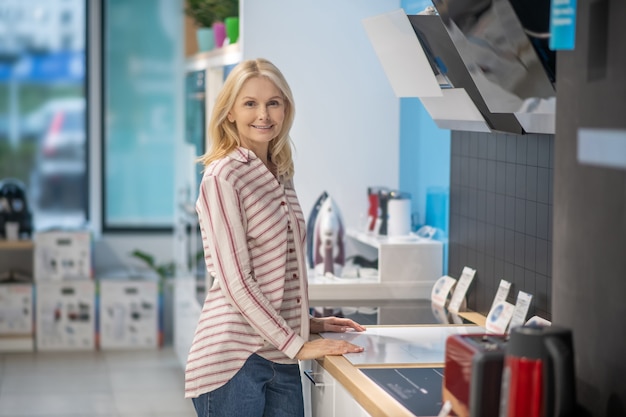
[191,353,305,417]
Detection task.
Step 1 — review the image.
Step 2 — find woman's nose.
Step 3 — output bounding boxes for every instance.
[258,106,269,119]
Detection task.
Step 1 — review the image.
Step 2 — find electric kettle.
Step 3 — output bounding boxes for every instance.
[499,325,577,417]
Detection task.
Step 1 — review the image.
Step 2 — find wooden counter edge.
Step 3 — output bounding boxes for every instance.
[318,354,417,417]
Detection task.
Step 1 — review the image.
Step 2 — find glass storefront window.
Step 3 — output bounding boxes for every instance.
[103,0,181,230]
[0,0,87,232]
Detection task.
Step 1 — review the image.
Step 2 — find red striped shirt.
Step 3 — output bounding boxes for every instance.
[184,147,310,398]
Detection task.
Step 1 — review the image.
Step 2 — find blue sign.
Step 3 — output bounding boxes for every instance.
[550,0,577,50]
[0,52,84,83]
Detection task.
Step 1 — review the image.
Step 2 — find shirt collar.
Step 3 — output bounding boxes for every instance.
[229,147,256,163]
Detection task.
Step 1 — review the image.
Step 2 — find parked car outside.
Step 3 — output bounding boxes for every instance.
[31,98,86,211]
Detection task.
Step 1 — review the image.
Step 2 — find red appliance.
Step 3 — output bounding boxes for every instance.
[500,325,576,417]
[367,186,387,232]
[443,333,508,417]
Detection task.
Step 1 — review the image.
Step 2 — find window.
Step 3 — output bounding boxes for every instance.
[0,0,87,232]
[102,0,182,230]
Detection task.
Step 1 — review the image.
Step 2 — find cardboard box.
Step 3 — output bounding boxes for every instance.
[36,281,95,351]
[0,283,33,335]
[99,280,159,349]
[34,230,92,281]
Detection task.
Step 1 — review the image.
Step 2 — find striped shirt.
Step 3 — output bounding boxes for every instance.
[184,147,310,399]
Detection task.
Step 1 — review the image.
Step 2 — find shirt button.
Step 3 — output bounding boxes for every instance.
[289,248,295,253]
[296,297,301,304]
[281,201,286,206]
[293,273,298,279]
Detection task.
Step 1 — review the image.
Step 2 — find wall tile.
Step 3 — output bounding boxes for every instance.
[515,232,525,266]
[515,198,526,233]
[516,136,527,165]
[526,166,538,201]
[451,155,461,186]
[469,157,478,187]
[487,134,497,160]
[537,202,549,240]
[506,163,517,197]
[537,167,550,204]
[495,226,506,260]
[505,196,516,230]
[538,135,550,168]
[477,190,487,223]
[525,200,537,236]
[485,223,496,255]
[469,132,479,158]
[526,134,538,166]
[478,159,488,191]
[496,134,507,161]
[525,236,536,270]
[486,160,497,192]
[515,165,527,198]
[449,131,553,318]
[495,194,506,227]
[461,132,471,156]
[486,192,496,225]
[505,229,516,263]
[496,162,507,194]
[506,135,517,163]
[469,189,478,219]
[536,238,549,275]
[478,134,488,159]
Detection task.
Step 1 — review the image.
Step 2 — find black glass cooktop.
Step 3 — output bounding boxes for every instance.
[360,367,445,417]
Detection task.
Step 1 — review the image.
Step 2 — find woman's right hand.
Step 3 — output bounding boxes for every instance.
[295,338,364,360]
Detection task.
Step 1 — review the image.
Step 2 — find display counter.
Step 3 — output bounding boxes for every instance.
[304,312,487,417]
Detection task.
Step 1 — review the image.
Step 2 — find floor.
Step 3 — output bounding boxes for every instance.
[0,346,196,417]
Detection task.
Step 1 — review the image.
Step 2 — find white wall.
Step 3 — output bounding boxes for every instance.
[242,0,401,229]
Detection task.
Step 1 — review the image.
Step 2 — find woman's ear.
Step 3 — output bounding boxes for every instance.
[227,113,234,123]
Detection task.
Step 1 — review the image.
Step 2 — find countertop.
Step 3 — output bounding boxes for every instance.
[314,311,487,417]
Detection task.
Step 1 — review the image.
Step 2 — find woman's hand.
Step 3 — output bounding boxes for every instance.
[309,316,367,334]
[295,338,364,360]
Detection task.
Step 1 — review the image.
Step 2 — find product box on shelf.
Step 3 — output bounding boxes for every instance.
[35,280,96,351]
[98,279,159,349]
[0,283,34,335]
[34,230,93,282]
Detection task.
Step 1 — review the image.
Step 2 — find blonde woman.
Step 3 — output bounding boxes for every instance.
[185,58,365,417]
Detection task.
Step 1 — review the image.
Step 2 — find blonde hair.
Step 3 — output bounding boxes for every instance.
[197,58,296,179]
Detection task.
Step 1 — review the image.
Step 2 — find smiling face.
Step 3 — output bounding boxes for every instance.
[227,76,285,157]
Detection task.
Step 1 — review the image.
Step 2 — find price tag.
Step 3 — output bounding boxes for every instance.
[486,300,515,334]
[526,315,552,327]
[508,291,533,331]
[430,275,457,307]
[448,266,476,313]
[490,279,511,312]
[431,301,450,324]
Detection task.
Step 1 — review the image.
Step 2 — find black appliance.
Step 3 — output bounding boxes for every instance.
[0,178,33,239]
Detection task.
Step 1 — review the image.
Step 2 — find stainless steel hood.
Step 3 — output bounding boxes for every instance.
[408,13,523,134]
[430,0,556,133]
[363,4,557,134]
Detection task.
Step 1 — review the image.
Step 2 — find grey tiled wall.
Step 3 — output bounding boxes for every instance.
[448,131,553,320]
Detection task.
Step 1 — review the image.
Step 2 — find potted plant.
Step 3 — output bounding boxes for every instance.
[185,0,239,50]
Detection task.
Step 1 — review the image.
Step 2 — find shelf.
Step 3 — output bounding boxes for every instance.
[0,240,34,250]
[346,228,439,248]
[185,43,242,72]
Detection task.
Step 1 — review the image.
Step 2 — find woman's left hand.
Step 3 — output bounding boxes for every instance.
[310,316,366,334]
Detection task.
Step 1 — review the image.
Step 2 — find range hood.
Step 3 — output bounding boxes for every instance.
[363,3,556,134]
[408,13,523,134]
[363,9,495,133]
[431,0,556,134]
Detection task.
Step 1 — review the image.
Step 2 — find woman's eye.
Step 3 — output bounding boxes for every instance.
[244,101,255,107]
[268,100,280,107]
